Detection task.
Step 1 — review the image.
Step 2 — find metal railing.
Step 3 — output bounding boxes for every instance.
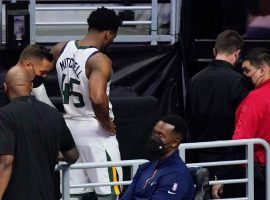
[179,138,270,200]
[57,139,269,200]
[26,0,180,45]
[0,0,181,45]
[56,159,148,200]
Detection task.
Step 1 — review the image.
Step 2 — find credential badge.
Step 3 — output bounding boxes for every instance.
[172,183,178,191]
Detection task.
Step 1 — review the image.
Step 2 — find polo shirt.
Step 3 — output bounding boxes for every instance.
[0,96,75,200]
[121,150,194,200]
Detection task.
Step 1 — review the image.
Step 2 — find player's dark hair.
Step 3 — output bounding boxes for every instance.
[215,29,244,54]
[160,114,187,140]
[243,47,270,69]
[20,44,53,62]
[87,7,122,32]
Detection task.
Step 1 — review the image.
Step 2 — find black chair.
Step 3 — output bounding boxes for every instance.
[189,167,210,200]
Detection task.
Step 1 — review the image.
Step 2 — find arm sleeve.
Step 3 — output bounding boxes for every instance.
[60,119,76,152]
[0,111,15,155]
[216,95,260,180]
[150,172,194,200]
[233,99,260,140]
[120,166,143,200]
[0,83,8,108]
[31,84,56,108]
[120,180,136,199]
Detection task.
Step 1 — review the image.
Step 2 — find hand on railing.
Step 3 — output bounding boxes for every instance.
[212,183,224,199]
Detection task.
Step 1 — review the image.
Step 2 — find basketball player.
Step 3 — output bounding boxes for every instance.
[51,7,122,200]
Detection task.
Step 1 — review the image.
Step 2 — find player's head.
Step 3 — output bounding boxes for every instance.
[4,66,32,100]
[87,7,122,50]
[213,29,243,65]
[242,47,270,87]
[148,115,187,160]
[19,44,54,81]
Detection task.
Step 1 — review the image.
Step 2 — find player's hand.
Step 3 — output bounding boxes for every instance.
[101,119,116,135]
[108,119,117,135]
[212,184,224,199]
[58,152,64,161]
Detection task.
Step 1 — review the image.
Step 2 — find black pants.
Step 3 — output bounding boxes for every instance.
[189,150,266,199]
[220,166,266,200]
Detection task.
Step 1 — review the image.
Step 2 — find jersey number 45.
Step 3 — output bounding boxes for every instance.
[61,74,85,108]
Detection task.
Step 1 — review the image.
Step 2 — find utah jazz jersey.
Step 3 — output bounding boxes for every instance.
[56,40,114,119]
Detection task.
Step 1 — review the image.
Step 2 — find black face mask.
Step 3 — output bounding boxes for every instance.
[32,76,46,88]
[146,134,166,160]
[242,75,255,90]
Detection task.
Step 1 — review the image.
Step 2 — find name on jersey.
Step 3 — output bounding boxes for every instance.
[59,58,82,78]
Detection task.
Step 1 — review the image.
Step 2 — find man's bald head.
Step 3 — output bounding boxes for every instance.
[5,66,33,100]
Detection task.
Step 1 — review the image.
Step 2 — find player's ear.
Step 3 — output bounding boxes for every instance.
[213,48,217,57]
[105,31,111,40]
[4,82,7,93]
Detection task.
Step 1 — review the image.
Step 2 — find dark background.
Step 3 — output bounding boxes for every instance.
[1,0,270,161]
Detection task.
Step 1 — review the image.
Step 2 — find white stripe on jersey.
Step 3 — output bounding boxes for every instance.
[56,40,114,119]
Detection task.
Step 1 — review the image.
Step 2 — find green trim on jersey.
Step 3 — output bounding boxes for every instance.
[75,40,97,49]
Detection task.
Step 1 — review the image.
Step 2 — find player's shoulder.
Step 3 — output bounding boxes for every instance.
[51,41,69,60]
[87,51,112,67]
[91,51,111,62]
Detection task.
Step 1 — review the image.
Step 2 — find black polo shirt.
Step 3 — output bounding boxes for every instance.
[0,96,75,200]
[185,60,249,159]
[0,82,9,107]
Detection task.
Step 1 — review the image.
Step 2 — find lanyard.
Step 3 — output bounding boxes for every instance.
[144,169,158,188]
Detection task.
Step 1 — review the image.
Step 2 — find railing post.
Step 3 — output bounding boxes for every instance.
[170,0,176,44]
[131,164,139,178]
[62,165,71,200]
[175,0,182,40]
[29,0,35,44]
[179,146,186,162]
[151,0,158,45]
[0,0,2,46]
[246,143,254,200]
[262,140,270,200]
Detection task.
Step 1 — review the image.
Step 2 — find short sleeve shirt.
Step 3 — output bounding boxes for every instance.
[0,96,75,200]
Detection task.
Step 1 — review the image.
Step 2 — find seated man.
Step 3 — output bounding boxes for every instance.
[121,115,194,200]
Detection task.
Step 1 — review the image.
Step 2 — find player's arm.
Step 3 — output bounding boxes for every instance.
[0,112,15,199]
[233,96,260,140]
[50,41,68,64]
[61,148,79,164]
[87,53,116,134]
[0,154,14,199]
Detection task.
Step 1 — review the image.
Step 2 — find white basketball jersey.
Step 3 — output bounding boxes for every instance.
[56,40,114,119]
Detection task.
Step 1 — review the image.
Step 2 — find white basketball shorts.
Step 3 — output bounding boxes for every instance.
[65,117,122,196]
